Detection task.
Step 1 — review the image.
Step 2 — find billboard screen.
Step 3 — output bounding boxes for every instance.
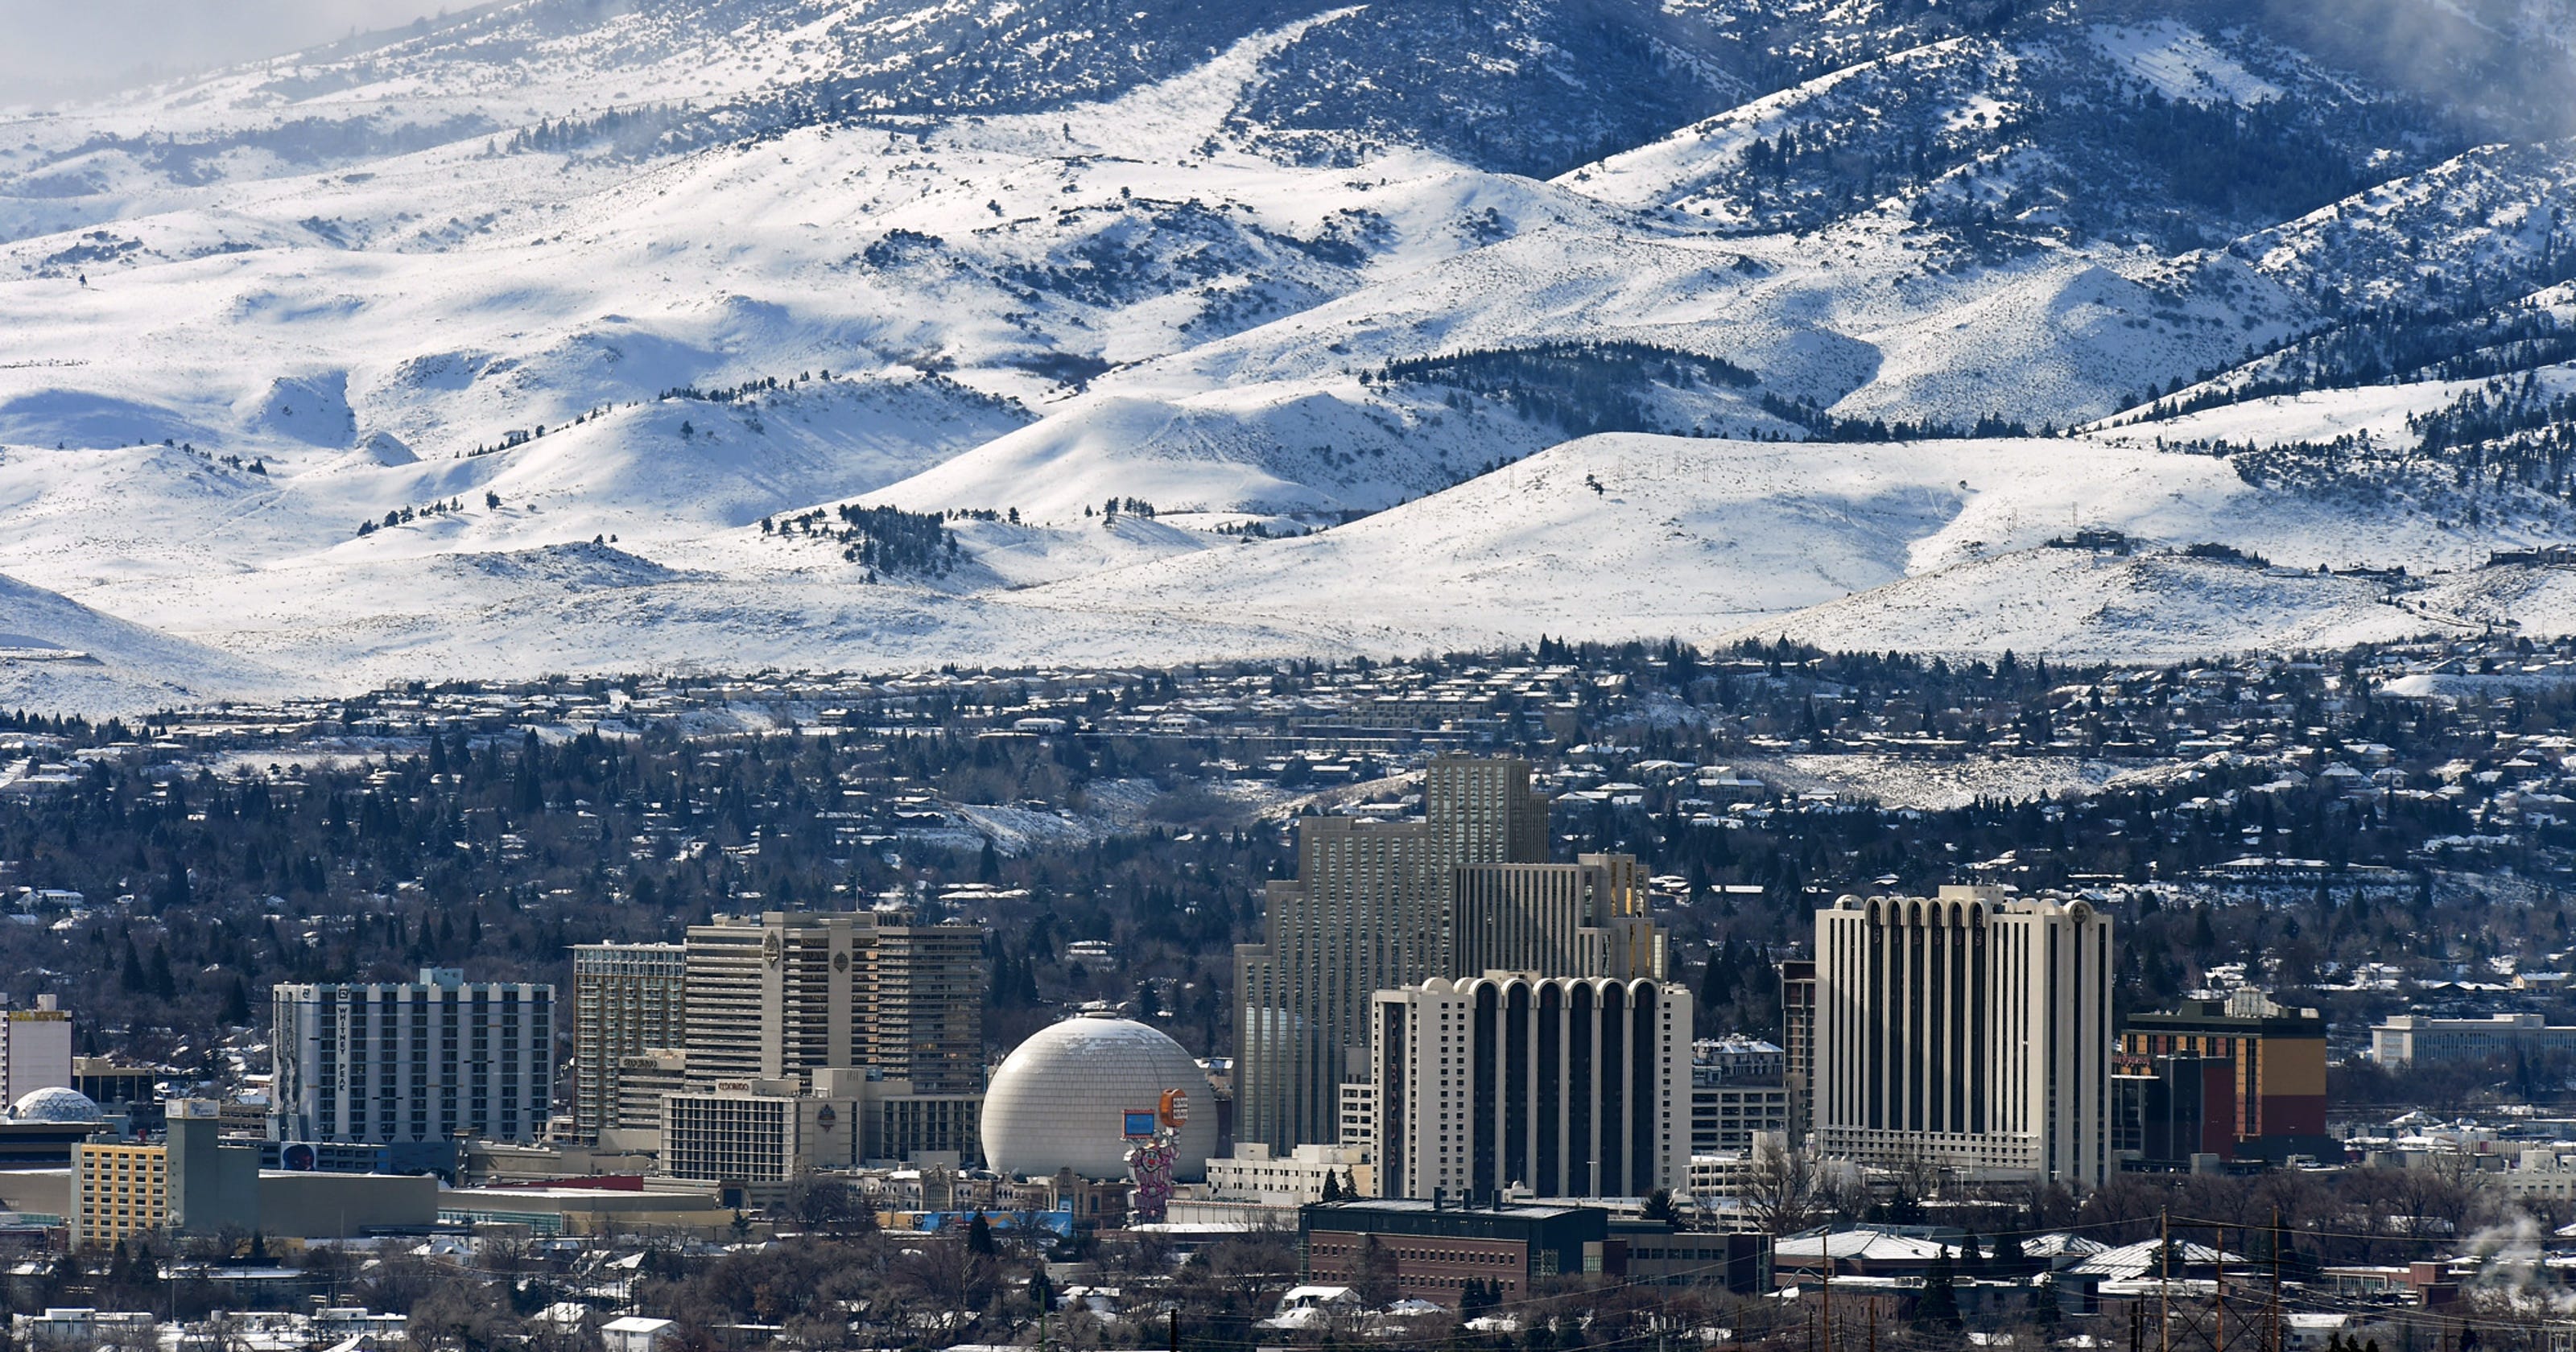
[1123,1111,1158,1139]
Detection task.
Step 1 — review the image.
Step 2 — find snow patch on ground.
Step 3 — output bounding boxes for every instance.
[1756,753,2145,810]
[2090,22,2284,106]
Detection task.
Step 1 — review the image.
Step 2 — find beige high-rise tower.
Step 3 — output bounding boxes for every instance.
[1373,973,1693,1202]
[684,913,877,1086]
[1811,887,2113,1185]
[683,910,987,1093]
[1237,815,1439,1152]
[1236,756,1591,1152]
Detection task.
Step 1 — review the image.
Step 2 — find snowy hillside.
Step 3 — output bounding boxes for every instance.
[3,0,2576,708]
[0,572,284,713]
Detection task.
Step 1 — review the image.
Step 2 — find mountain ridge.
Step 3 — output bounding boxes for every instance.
[4,0,2576,708]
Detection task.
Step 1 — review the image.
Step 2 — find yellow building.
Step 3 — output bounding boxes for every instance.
[72,1142,167,1248]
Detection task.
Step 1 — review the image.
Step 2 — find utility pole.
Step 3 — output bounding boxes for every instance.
[2269,1209,2284,1352]
[1168,1308,1179,1352]
[1868,1299,1877,1352]
[1822,1238,1835,1352]
[2215,1226,2227,1352]
[2161,1209,2174,1352]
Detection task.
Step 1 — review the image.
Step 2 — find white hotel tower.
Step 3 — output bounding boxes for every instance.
[1812,887,2112,1186]
[1373,973,1691,1202]
[272,968,554,1145]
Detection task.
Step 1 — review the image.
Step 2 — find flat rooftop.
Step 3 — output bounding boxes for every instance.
[1304,1199,1596,1221]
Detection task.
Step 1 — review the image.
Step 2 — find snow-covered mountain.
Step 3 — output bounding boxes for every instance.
[5,0,2576,709]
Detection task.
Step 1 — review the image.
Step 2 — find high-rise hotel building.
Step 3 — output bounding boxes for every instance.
[1812,887,2112,1186]
[872,919,989,1093]
[1451,853,1667,983]
[683,913,877,1086]
[272,968,555,1144]
[679,910,988,1093]
[1373,974,1691,1201]
[570,943,687,1143]
[1237,756,1670,1152]
[1238,814,1444,1151]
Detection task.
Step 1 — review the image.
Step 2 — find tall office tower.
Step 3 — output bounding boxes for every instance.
[1451,854,1666,980]
[872,918,989,1091]
[0,995,72,1104]
[1422,756,1550,870]
[1777,960,1816,1143]
[1812,888,2113,1185]
[272,969,555,1144]
[683,913,876,1086]
[571,943,687,1144]
[1236,756,1667,1151]
[1238,814,1436,1151]
[1373,974,1692,1201]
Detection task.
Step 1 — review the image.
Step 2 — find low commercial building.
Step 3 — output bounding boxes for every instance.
[15,1309,154,1349]
[254,1137,457,1178]
[864,1078,982,1164]
[75,1101,436,1248]
[72,1059,164,1136]
[436,1182,735,1239]
[1596,1220,1770,1292]
[1685,1152,1754,1206]
[659,1079,863,1205]
[602,1317,679,1352]
[1691,1037,1790,1152]
[2372,1014,2576,1070]
[1692,1083,1790,1154]
[0,1117,106,1169]
[1300,1198,1608,1307]
[1205,1143,1372,1204]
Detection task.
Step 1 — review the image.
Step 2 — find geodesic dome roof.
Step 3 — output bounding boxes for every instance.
[10,1087,101,1123]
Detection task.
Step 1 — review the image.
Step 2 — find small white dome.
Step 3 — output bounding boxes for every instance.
[981,1013,1216,1181]
[10,1087,101,1123]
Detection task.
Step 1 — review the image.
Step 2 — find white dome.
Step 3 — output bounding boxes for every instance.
[10,1087,101,1123]
[981,1014,1216,1181]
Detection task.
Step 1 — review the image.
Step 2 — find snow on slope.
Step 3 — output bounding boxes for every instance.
[2,1,2573,708]
[1717,550,2425,660]
[2241,140,2576,306]
[873,211,2315,527]
[2089,21,2284,106]
[994,432,2553,654]
[1563,36,1989,216]
[31,430,2541,695]
[0,374,1023,596]
[3,425,2571,706]
[0,571,282,713]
